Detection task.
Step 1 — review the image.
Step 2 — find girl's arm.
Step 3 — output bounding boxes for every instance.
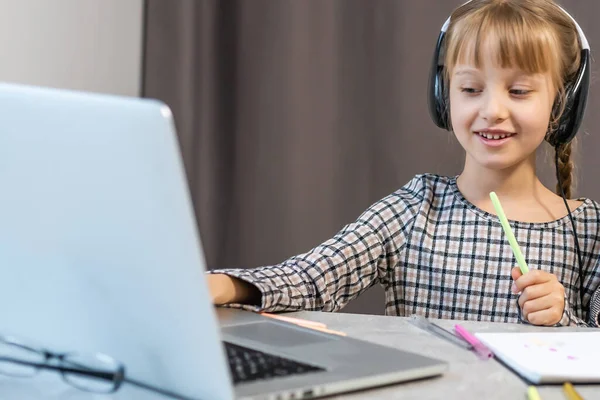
[206,219,394,313]
[205,188,422,313]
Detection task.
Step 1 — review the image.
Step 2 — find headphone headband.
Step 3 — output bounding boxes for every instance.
[428,0,591,146]
[439,2,589,49]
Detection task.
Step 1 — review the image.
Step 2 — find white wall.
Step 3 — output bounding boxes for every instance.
[0,0,143,97]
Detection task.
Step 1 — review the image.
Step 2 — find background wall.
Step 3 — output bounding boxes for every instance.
[0,0,143,96]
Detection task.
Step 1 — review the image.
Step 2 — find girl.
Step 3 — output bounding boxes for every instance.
[207,0,600,327]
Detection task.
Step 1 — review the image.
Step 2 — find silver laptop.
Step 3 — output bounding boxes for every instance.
[0,82,447,400]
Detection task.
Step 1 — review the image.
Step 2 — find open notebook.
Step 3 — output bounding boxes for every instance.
[475,332,600,384]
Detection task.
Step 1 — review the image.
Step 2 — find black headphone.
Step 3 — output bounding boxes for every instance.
[427,1,591,147]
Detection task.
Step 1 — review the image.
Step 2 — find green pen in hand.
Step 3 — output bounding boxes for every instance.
[489,192,529,274]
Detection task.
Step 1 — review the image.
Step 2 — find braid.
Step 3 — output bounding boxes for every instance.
[555,142,574,199]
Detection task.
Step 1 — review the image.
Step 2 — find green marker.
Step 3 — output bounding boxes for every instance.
[489,192,529,274]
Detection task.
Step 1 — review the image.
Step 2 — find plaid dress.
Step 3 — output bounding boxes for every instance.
[210,174,600,327]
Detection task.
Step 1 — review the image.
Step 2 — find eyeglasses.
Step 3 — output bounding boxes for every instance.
[0,335,192,399]
[0,334,125,393]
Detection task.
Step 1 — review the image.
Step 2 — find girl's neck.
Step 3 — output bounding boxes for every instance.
[456,155,544,204]
[456,154,583,224]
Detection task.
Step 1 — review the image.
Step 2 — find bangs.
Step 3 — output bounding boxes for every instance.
[445,5,561,82]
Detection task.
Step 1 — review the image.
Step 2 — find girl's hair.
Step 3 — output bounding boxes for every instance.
[443,0,582,198]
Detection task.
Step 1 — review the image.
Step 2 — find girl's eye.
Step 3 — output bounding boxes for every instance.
[510,89,532,96]
[461,88,481,94]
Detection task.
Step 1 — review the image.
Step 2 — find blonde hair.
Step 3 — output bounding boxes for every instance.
[443,0,581,198]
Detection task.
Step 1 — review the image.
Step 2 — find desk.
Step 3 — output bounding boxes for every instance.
[1,311,599,399]
[288,311,600,400]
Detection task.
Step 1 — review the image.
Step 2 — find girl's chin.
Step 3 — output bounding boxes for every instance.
[470,156,526,170]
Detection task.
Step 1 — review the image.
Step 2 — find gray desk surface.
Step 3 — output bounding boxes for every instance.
[2,311,599,399]
[287,311,600,400]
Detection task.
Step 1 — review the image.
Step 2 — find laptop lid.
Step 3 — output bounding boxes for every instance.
[0,83,233,400]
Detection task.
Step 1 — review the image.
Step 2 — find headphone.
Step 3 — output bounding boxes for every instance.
[427,0,591,147]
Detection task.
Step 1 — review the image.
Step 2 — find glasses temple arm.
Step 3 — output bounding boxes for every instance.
[0,357,202,400]
[125,377,202,400]
[0,356,115,380]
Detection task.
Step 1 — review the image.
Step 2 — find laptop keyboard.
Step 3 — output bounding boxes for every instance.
[223,341,325,385]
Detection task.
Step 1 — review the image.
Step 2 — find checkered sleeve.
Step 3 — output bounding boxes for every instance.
[556,297,592,327]
[207,178,425,313]
[589,288,600,327]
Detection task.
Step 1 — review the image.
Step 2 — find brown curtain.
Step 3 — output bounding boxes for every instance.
[142,0,600,315]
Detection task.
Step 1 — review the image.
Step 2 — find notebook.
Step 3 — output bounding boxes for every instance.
[475,332,600,384]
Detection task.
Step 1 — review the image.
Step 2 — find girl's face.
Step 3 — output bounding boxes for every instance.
[449,50,557,171]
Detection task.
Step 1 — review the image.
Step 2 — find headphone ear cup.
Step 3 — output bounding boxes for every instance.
[428,31,452,131]
[547,86,573,147]
[546,49,590,147]
[436,68,450,130]
[439,68,451,130]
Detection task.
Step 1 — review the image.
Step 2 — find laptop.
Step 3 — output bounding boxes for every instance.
[0,82,447,400]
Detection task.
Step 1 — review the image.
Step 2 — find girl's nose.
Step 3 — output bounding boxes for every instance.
[479,91,509,123]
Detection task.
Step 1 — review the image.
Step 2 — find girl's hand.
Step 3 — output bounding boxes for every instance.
[207,274,261,306]
[511,267,565,326]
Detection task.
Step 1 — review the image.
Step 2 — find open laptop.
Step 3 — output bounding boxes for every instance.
[0,82,447,400]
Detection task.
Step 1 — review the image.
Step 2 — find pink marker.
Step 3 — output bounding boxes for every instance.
[454,324,494,360]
